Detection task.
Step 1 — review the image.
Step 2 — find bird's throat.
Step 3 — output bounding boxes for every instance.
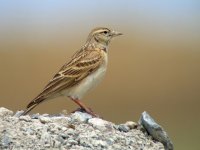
[86,37,108,52]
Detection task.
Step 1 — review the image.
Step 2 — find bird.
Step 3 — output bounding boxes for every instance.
[20,27,122,117]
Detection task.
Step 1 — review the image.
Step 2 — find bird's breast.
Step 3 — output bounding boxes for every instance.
[66,53,108,100]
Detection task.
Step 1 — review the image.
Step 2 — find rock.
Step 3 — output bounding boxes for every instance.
[31,113,40,119]
[65,128,75,135]
[52,116,70,125]
[125,121,138,129]
[70,111,92,122]
[92,140,107,148]
[68,139,78,145]
[139,111,174,150]
[0,107,13,117]
[39,116,52,123]
[88,118,112,131]
[13,110,24,117]
[0,107,166,150]
[0,134,11,148]
[118,124,130,132]
[19,115,31,122]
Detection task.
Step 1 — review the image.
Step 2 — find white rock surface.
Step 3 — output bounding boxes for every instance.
[0,107,13,118]
[88,118,112,131]
[0,107,165,150]
[71,111,92,122]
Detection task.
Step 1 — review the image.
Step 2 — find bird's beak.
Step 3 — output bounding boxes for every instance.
[111,30,123,37]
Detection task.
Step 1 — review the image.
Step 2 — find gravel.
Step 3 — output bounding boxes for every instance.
[0,107,165,150]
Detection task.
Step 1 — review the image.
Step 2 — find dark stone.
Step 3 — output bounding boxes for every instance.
[139,111,174,150]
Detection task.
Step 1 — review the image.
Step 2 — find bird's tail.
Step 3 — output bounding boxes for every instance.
[19,104,39,116]
[19,96,45,116]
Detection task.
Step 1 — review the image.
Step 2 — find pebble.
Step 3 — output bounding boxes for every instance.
[88,118,109,131]
[125,121,138,129]
[70,111,92,122]
[31,113,40,119]
[66,128,75,135]
[68,139,78,145]
[118,124,130,132]
[19,115,31,122]
[42,113,49,117]
[52,116,70,125]
[1,135,11,148]
[39,116,52,123]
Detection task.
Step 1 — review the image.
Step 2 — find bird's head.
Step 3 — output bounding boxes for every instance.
[87,27,122,45]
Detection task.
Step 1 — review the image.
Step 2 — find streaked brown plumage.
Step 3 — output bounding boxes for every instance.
[21,27,122,117]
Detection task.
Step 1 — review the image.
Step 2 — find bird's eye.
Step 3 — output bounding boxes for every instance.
[103,31,108,34]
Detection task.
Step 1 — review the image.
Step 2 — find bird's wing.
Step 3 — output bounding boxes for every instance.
[26,49,103,108]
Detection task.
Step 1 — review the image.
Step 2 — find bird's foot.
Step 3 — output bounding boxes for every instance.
[71,107,99,118]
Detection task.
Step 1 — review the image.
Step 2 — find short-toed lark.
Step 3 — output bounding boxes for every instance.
[21,27,122,117]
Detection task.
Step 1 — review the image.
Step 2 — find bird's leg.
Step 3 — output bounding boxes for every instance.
[71,98,98,117]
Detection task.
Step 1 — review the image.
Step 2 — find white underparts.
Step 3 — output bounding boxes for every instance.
[61,52,108,100]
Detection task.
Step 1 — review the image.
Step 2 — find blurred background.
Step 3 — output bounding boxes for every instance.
[0,0,200,149]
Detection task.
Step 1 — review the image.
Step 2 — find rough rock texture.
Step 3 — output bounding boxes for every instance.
[139,111,173,150]
[0,107,165,150]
